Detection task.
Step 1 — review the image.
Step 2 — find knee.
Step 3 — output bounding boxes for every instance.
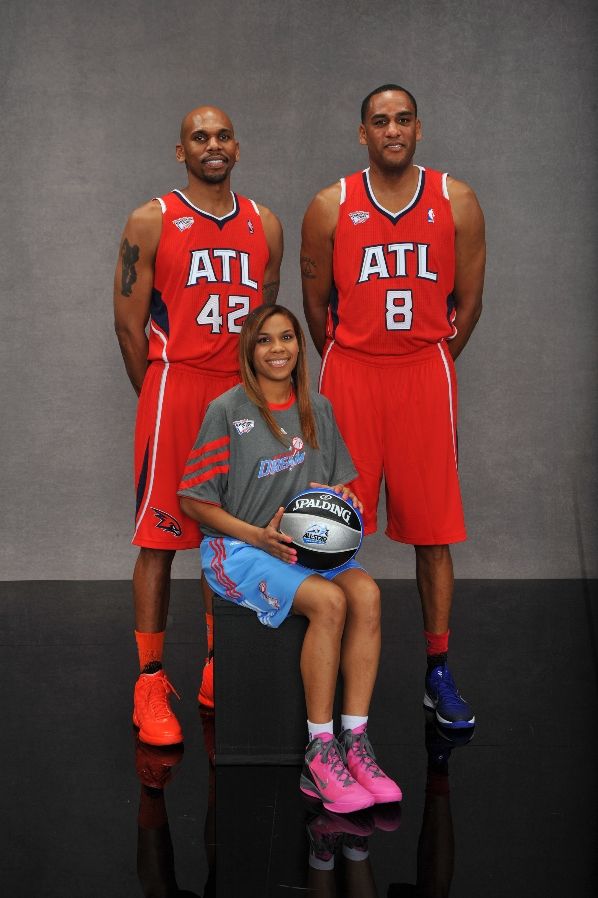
[415,544,450,566]
[351,579,381,630]
[317,582,347,630]
[137,547,175,573]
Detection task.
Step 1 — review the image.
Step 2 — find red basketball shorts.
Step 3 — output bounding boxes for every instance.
[133,361,239,550]
[319,341,466,545]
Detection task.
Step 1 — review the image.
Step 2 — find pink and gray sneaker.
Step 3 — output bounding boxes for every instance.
[300,734,375,813]
[339,724,403,804]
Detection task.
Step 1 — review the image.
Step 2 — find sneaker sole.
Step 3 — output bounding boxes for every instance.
[423,692,475,728]
[132,714,184,747]
[307,810,375,838]
[299,775,375,814]
[366,784,403,804]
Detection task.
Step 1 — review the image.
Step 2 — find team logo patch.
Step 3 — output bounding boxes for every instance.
[247,219,254,234]
[173,216,195,232]
[151,507,182,536]
[349,210,369,225]
[302,523,329,545]
[258,580,280,610]
[233,418,255,435]
[257,435,306,478]
[427,208,435,223]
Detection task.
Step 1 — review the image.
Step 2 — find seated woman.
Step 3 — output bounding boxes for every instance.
[178,304,401,814]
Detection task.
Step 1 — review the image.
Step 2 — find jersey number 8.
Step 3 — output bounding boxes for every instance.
[196,294,250,333]
[385,290,413,331]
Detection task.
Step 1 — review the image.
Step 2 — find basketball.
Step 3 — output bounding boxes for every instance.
[281,487,363,571]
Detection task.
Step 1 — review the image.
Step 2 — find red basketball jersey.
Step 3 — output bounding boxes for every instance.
[330,166,456,356]
[149,190,269,373]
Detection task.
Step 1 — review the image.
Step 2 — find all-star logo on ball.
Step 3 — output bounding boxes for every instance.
[281,487,363,571]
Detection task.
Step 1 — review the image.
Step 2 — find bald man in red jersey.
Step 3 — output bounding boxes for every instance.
[114,106,282,745]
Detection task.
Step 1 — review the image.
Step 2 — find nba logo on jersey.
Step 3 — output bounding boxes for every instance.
[427,208,435,223]
[349,210,370,225]
[247,219,254,234]
[234,418,254,435]
[173,216,194,232]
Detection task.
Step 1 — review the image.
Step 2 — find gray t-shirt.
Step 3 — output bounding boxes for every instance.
[178,384,357,538]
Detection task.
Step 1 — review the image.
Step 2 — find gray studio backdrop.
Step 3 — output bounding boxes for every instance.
[1,0,596,580]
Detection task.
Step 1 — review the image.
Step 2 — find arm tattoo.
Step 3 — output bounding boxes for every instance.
[300,255,317,279]
[263,280,280,304]
[120,238,140,296]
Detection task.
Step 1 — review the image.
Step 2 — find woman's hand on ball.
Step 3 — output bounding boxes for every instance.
[255,507,298,563]
[309,482,364,514]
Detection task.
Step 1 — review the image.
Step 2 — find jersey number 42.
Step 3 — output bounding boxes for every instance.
[196,294,250,333]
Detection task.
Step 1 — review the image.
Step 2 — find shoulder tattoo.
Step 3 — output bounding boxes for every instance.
[300,255,317,279]
[120,238,140,297]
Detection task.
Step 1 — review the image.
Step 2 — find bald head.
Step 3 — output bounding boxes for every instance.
[175,105,239,185]
[179,106,234,142]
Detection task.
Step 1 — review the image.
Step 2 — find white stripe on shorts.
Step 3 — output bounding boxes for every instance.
[318,340,336,393]
[133,325,170,538]
[436,341,457,467]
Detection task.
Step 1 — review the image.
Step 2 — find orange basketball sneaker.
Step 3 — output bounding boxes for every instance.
[133,669,183,746]
[198,651,214,708]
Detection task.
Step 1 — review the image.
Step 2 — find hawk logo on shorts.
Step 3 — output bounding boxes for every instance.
[302,523,329,545]
[233,418,255,435]
[349,210,369,225]
[247,219,254,234]
[258,580,280,610]
[427,208,435,223]
[173,216,195,232]
[151,507,182,537]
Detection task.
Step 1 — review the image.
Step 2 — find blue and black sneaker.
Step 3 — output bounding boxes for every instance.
[423,663,475,729]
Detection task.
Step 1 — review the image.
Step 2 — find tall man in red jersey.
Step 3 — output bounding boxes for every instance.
[301,85,485,729]
[114,106,283,745]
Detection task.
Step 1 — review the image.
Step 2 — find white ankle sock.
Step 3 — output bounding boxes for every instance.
[341,714,368,733]
[308,720,334,742]
[343,843,369,862]
[309,853,335,871]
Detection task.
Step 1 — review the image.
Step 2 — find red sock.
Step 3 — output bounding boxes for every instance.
[135,630,165,671]
[205,613,214,653]
[424,629,450,656]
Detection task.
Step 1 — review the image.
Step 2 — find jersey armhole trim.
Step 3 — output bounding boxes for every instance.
[153,196,167,214]
[442,173,450,200]
[250,199,261,215]
[339,178,346,205]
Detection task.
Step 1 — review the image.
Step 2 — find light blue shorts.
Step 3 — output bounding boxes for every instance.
[200,536,364,628]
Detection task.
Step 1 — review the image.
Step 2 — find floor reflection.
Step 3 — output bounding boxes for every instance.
[387,713,473,897]
[3,581,595,895]
[135,709,216,897]
[133,706,474,897]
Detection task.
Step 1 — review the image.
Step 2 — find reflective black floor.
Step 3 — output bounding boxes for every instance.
[3,580,597,896]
